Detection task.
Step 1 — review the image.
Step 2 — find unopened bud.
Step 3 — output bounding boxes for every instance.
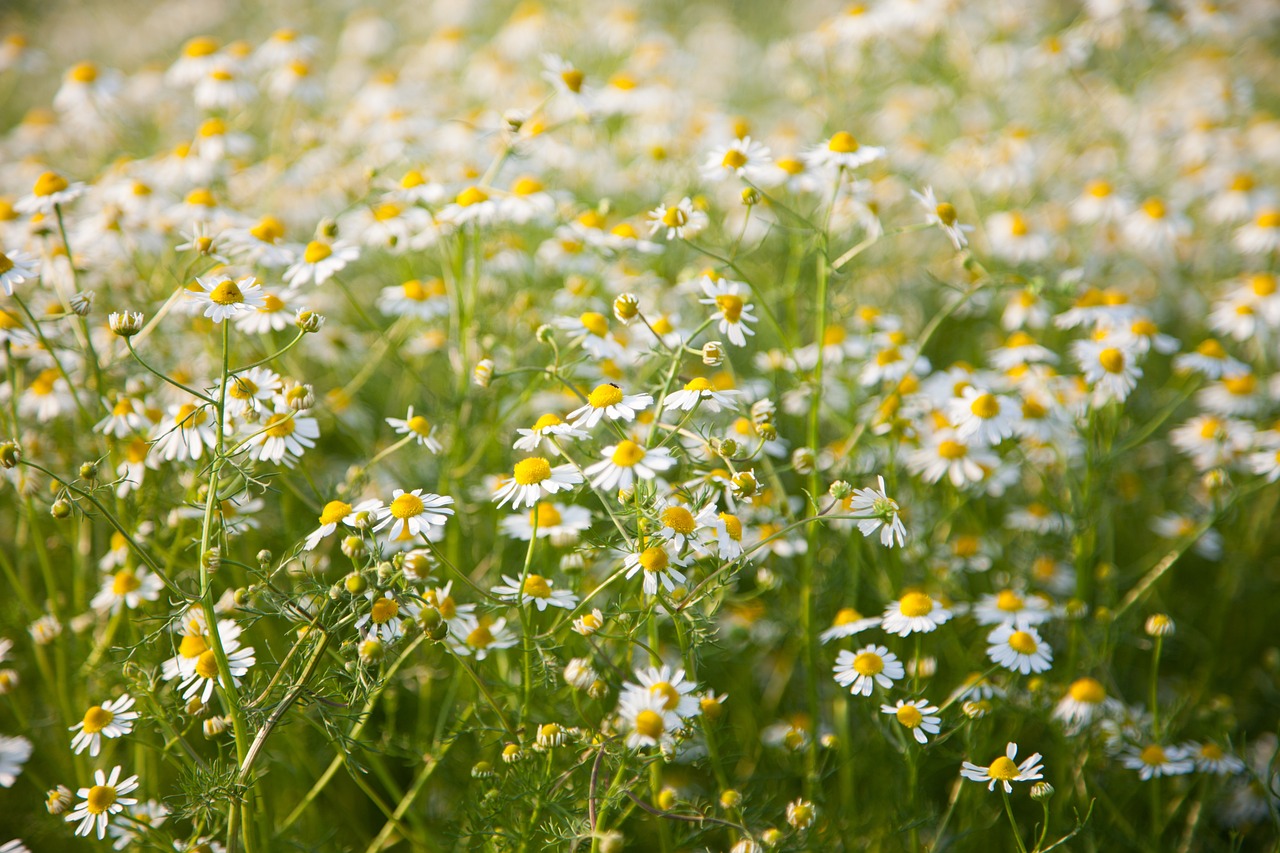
[109,311,145,337]
[285,383,314,410]
[657,787,677,810]
[702,341,725,366]
[1031,782,1055,802]
[0,441,19,469]
[69,291,95,316]
[204,715,229,738]
[828,480,852,500]
[344,572,367,594]
[233,587,250,606]
[716,438,739,459]
[1145,613,1175,637]
[256,549,272,567]
[295,308,326,333]
[791,447,816,475]
[202,547,221,573]
[731,470,759,500]
[45,785,73,814]
[50,498,72,519]
[78,461,98,482]
[474,358,494,388]
[758,421,777,441]
[613,293,639,324]
[358,637,385,664]
[719,789,742,809]
[341,535,365,560]
[535,324,554,344]
[741,187,760,206]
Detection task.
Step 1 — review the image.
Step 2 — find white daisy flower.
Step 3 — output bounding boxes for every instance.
[373,489,454,540]
[65,766,138,839]
[585,441,676,491]
[699,276,757,347]
[1172,339,1248,379]
[1182,742,1246,776]
[647,197,708,241]
[567,383,653,429]
[499,502,593,544]
[622,542,688,597]
[1073,339,1143,403]
[881,591,952,637]
[235,292,294,333]
[89,568,162,614]
[805,131,885,171]
[68,694,139,757]
[845,475,907,547]
[973,589,1051,628]
[662,377,741,413]
[15,171,86,215]
[386,405,442,452]
[986,624,1053,675]
[552,312,625,360]
[707,510,747,561]
[1233,208,1280,255]
[1123,743,1195,780]
[834,644,904,696]
[818,608,882,643]
[377,277,449,320]
[907,432,997,487]
[617,688,682,750]
[0,736,32,787]
[304,498,383,550]
[652,496,719,552]
[881,699,942,744]
[1070,179,1131,224]
[513,413,588,452]
[623,664,701,720]
[912,186,973,250]
[0,249,38,295]
[703,136,773,183]
[492,458,583,509]
[950,387,1016,445]
[961,742,1045,793]
[490,573,578,611]
[178,635,256,704]
[447,615,517,661]
[1052,677,1120,731]
[355,591,419,643]
[247,407,320,466]
[437,186,500,227]
[986,211,1050,263]
[189,274,267,323]
[283,239,359,288]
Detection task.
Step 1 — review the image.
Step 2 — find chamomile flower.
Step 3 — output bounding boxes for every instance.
[881,699,942,744]
[567,383,653,428]
[1073,339,1143,403]
[553,312,625,360]
[1172,339,1248,379]
[386,406,442,452]
[247,407,320,465]
[377,278,449,320]
[1233,208,1280,255]
[447,615,517,660]
[708,511,747,560]
[1123,743,1195,780]
[89,568,162,614]
[219,367,281,417]
[235,292,294,333]
[69,694,139,757]
[846,475,907,547]
[700,277,757,347]
[66,766,138,839]
[283,239,358,288]
[986,624,1053,674]
[805,131,885,171]
[818,607,882,643]
[585,441,676,491]
[624,664,701,720]
[179,635,256,704]
[373,489,454,540]
[0,249,37,295]
[623,542,688,596]
[834,644,904,696]
[0,736,32,787]
[1122,197,1190,258]
[499,502,593,543]
[513,413,588,452]
[150,401,218,463]
[189,274,266,323]
[912,186,972,250]
[961,743,1045,793]
[492,458,583,509]
[15,170,85,215]
[907,431,998,487]
[1070,178,1131,224]
[304,498,382,550]
[355,591,418,642]
[703,136,773,182]
[618,689,682,750]
[950,387,1016,445]
[1052,677,1121,731]
[1184,742,1246,775]
[663,377,741,412]
[647,197,708,241]
[490,573,578,611]
[986,211,1050,263]
[973,589,1051,628]
[652,496,719,552]
[881,591,952,636]
[437,186,500,227]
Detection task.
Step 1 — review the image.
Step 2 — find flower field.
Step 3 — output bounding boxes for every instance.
[0,0,1278,850]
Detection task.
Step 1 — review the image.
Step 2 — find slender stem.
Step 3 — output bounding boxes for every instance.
[1003,790,1030,853]
[519,512,539,719]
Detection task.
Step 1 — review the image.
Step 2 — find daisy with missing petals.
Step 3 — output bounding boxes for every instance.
[585,441,676,491]
[834,644,904,696]
[284,239,359,288]
[490,573,579,611]
[189,274,266,323]
[846,475,907,547]
[69,694,139,757]
[699,276,757,347]
[702,136,773,183]
[0,248,38,296]
[881,591,952,636]
[567,383,653,429]
[663,377,741,413]
[304,497,382,550]
[1123,743,1195,780]
[805,131,885,172]
[986,625,1053,675]
[912,186,972,250]
[618,689,681,750]
[373,489,455,540]
[386,406,442,452]
[647,197,708,241]
[882,699,942,744]
[819,607,882,643]
[513,413,588,452]
[66,766,138,839]
[623,542,688,596]
[1184,742,1246,775]
[961,743,1044,793]
[493,458,583,509]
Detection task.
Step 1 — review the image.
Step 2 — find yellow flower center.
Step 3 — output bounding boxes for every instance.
[580,312,609,338]
[466,623,494,649]
[1007,631,1038,655]
[82,705,115,734]
[532,413,562,431]
[611,440,646,467]
[683,377,715,393]
[407,415,432,436]
[1142,198,1167,219]
[650,681,680,710]
[777,157,804,175]
[1068,677,1105,704]
[198,117,226,137]
[303,241,332,263]
[512,176,543,195]
[995,590,1024,612]
[209,279,244,306]
[371,597,399,624]
[719,512,742,541]
[529,502,563,528]
[390,493,425,519]
[183,36,219,57]
[179,632,209,659]
[1198,417,1222,440]
[895,705,923,728]
[988,756,1020,780]
[250,216,285,243]
[112,570,141,595]
[969,394,1000,419]
[899,592,933,618]
[522,575,551,598]
[852,651,883,676]
[661,506,697,535]
[0,253,12,275]
[1200,744,1224,760]
[513,457,552,485]
[85,785,117,815]
[936,202,958,225]
[185,188,215,207]
[1140,744,1167,766]
[876,347,902,366]
[1222,373,1255,396]
[1098,348,1125,374]
[634,709,665,739]
[938,440,968,460]
[715,293,745,322]
[832,607,863,626]
[661,206,688,228]
[319,500,353,525]
[1250,274,1276,296]
[1008,213,1029,236]
[828,131,859,153]
[456,186,488,207]
[638,546,668,573]
[560,68,584,93]
[34,171,69,197]
[195,649,220,680]
[721,149,748,170]
[952,536,979,558]
[264,413,296,438]
[69,61,99,83]
[229,377,259,400]
[372,202,402,222]
[1256,209,1280,229]
[1195,339,1226,358]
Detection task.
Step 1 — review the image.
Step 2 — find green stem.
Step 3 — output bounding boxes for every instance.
[1003,790,1030,853]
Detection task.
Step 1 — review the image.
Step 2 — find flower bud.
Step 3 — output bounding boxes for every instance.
[786,798,816,830]
[791,447,816,475]
[78,461,98,482]
[358,637,385,664]
[0,441,19,469]
[344,572,368,594]
[501,743,524,763]
[587,679,608,700]
[46,785,74,814]
[741,187,760,206]
[1145,613,1175,637]
[702,341,725,366]
[256,549,272,567]
[50,498,72,519]
[1031,781,1055,802]
[473,358,494,388]
[69,290,95,316]
[656,787,677,810]
[535,324,554,344]
[471,760,495,779]
[828,480,853,500]
[285,383,314,410]
[597,831,625,853]
[295,308,326,333]
[716,437,739,459]
[731,470,760,500]
[109,311,144,337]
[760,828,782,847]
[204,716,229,738]
[233,587,250,606]
[757,421,778,441]
[202,547,221,573]
[341,535,365,560]
[719,789,742,809]
[613,293,639,324]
